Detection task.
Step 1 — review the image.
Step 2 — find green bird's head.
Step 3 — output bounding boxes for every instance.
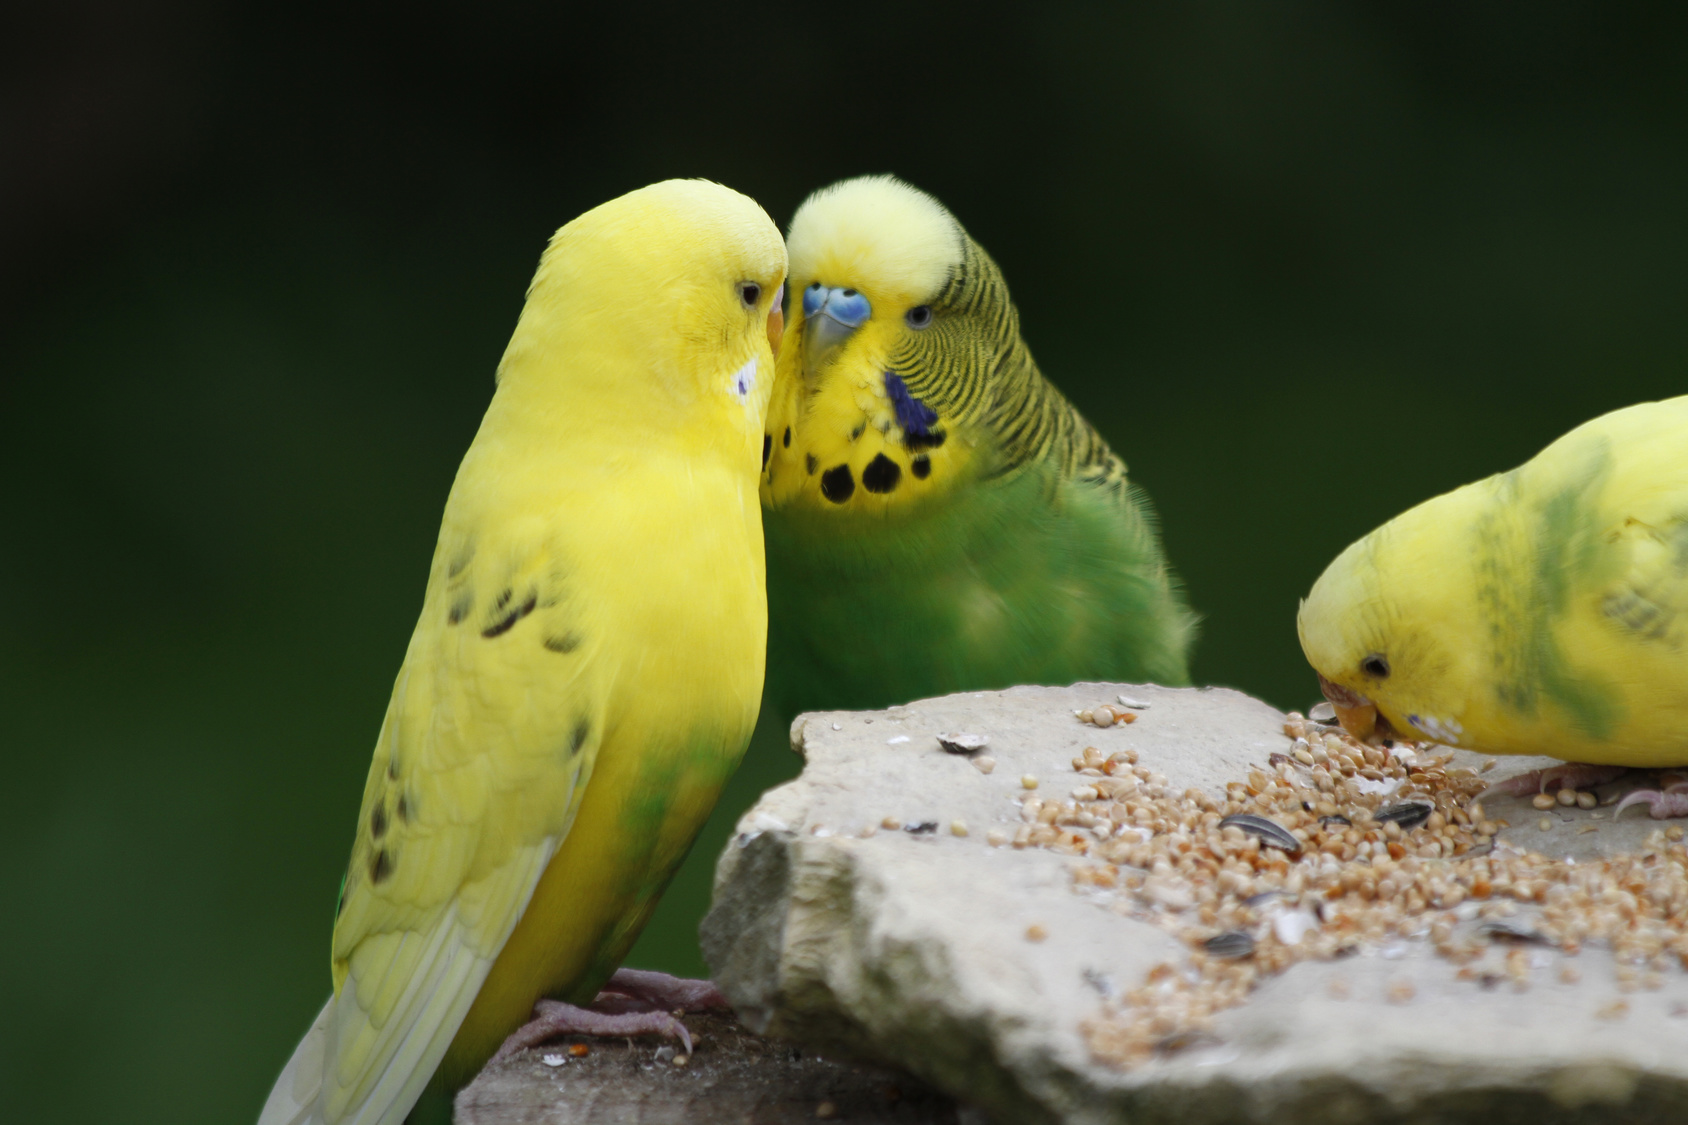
[762,174,1065,513]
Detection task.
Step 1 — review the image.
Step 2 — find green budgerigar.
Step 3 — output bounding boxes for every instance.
[759,175,1195,716]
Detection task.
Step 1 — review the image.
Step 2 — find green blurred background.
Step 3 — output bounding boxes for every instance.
[3,2,1685,1121]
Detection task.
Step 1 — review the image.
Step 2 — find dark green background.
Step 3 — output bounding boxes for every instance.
[4,3,1684,1122]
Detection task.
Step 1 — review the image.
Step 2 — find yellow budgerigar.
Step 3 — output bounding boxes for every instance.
[1298,395,1688,814]
[259,180,787,1124]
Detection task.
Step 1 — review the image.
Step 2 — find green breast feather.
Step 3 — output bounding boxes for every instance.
[765,461,1194,717]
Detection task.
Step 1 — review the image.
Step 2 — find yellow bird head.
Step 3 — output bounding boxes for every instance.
[1297,489,1488,747]
[499,179,787,455]
[763,174,1027,510]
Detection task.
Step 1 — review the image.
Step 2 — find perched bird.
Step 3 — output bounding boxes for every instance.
[1298,395,1688,813]
[259,180,787,1124]
[758,175,1195,716]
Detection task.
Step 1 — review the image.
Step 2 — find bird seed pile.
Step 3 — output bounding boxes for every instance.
[994,711,1688,1069]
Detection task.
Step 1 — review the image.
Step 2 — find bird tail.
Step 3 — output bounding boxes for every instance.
[258,995,332,1125]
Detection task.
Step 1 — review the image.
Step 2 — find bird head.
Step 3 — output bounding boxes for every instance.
[1297,498,1478,747]
[506,179,787,451]
[763,175,1024,511]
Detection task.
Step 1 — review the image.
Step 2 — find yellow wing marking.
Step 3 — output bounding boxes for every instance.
[317,526,606,1124]
[1599,512,1688,648]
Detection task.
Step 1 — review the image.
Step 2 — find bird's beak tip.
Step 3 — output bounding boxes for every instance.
[1332,701,1379,742]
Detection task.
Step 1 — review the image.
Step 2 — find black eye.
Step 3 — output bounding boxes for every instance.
[905,305,932,329]
[738,282,761,308]
[1361,654,1391,679]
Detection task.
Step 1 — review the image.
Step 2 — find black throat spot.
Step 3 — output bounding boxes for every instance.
[820,464,855,503]
[861,453,901,494]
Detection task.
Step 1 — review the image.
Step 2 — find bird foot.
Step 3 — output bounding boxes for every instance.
[1480,763,1629,800]
[488,970,728,1064]
[1614,783,1688,820]
[598,967,731,1015]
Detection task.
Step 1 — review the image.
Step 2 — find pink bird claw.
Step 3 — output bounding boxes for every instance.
[1614,783,1688,820]
[1480,763,1628,801]
[488,970,728,1065]
[599,968,730,1014]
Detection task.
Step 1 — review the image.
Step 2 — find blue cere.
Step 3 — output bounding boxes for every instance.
[805,284,873,328]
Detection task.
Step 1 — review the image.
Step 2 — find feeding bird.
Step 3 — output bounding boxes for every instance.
[259,179,786,1124]
[1298,395,1688,815]
[759,175,1195,717]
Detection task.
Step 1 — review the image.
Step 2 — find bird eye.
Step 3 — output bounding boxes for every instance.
[905,305,933,329]
[738,282,761,308]
[1361,654,1391,679]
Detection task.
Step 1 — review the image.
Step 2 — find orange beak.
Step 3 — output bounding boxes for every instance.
[766,285,785,357]
[1332,701,1379,742]
[1317,673,1381,742]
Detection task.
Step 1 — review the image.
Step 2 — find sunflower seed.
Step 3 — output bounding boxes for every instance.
[1218,813,1302,852]
[1374,802,1435,830]
[1202,931,1256,959]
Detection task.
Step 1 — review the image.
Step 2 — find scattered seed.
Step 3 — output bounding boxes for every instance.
[904,821,938,835]
[1217,813,1302,852]
[986,829,1009,847]
[1309,702,1337,723]
[881,816,901,830]
[1538,818,1554,832]
[1596,999,1630,1021]
[950,820,969,837]
[1556,788,1579,807]
[568,1043,589,1058]
[1576,791,1598,810]
[937,732,989,754]
[1026,924,1048,942]
[816,1100,837,1119]
[1479,920,1550,944]
[974,756,996,774]
[1202,931,1255,959]
[1532,793,1556,811]
[1374,802,1434,830]
[542,1053,566,1067]
[1116,695,1151,709]
[1022,775,1039,790]
[1013,699,1688,1072]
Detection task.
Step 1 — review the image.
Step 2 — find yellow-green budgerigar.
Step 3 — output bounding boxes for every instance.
[1299,395,1688,814]
[759,175,1195,716]
[259,180,787,1125]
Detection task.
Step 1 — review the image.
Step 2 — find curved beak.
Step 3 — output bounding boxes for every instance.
[1317,674,1381,742]
[801,282,872,366]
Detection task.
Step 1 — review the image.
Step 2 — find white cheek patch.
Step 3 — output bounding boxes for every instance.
[725,356,757,404]
[1408,713,1464,744]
